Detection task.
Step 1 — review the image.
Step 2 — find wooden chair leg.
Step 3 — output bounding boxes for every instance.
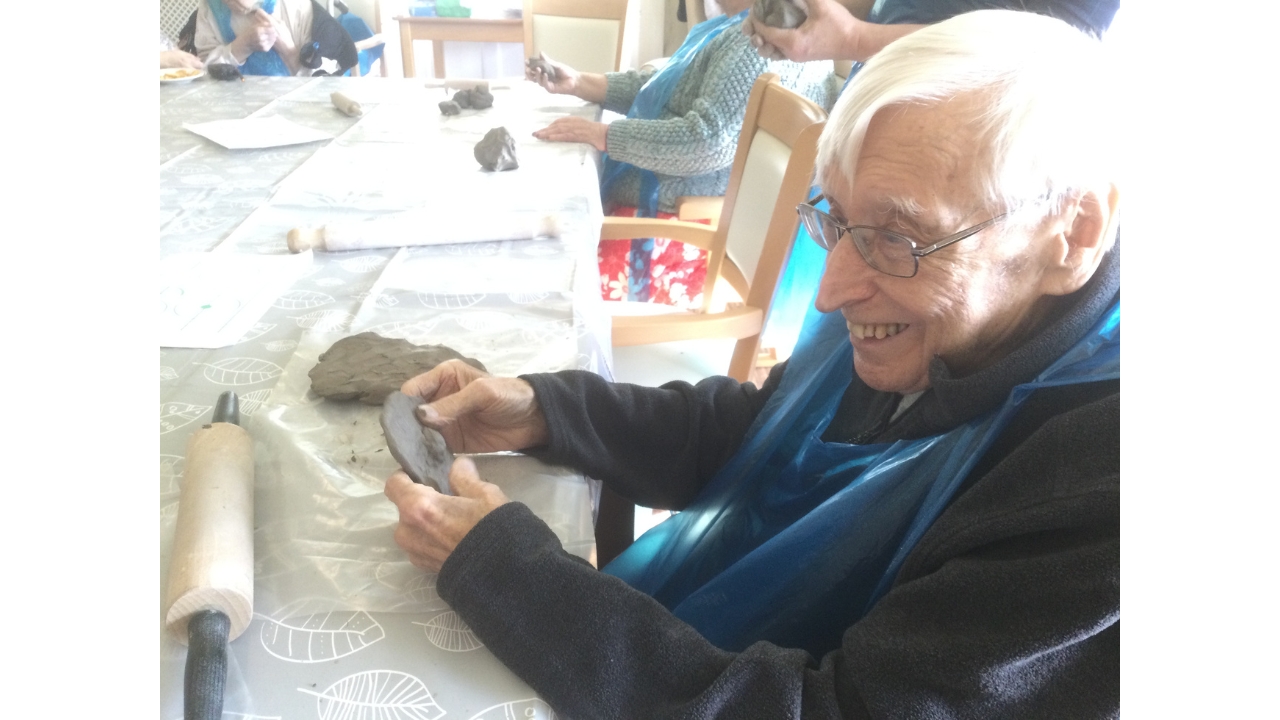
[594,484,635,569]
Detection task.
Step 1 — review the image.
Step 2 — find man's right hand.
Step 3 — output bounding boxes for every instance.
[402,360,550,454]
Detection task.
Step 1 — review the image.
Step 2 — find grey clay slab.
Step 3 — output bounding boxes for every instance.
[380,391,453,494]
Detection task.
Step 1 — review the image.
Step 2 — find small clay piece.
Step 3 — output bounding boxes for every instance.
[438,100,462,116]
[380,392,453,494]
[526,55,559,83]
[207,63,243,81]
[474,127,519,172]
[308,332,487,405]
[753,0,807,29]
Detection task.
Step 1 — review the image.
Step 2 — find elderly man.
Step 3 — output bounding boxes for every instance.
[385,10,1120,718]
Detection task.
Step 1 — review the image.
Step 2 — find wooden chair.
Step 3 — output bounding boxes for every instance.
[603,73,828,384]
[595,74,827,567]
[522,0,629,73]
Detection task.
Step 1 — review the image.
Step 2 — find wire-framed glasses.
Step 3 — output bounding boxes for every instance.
[797,194,1010,278]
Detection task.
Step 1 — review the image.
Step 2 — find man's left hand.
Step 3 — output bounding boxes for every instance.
[385,457,510,573]
[532,117,609,152]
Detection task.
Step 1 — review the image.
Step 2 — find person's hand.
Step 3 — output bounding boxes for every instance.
[402,360,550,453]
[235,13,278,54]
[531,116,609,152]
[742,0,860,62]
[160,50,204,69]
[385,457,510,573]
[259,8,297,53]
[524,53,579,95]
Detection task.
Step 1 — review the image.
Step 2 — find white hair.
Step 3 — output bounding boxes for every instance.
[816,10,1118,224]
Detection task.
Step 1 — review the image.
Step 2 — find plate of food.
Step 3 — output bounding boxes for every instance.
[160,67,205,83]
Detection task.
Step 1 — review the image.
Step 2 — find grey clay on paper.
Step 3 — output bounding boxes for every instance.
[474,127,519,172]
[308,332,487,405]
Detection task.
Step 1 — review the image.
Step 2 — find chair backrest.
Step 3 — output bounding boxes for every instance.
[160,0,199,43]
[703,75,826,372]
[522,0,628,73]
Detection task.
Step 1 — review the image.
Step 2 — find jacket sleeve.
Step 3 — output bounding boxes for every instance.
[602,31,770,179]
[602,68,653,115]
[438,395,1120,719]
[519,367,782,510]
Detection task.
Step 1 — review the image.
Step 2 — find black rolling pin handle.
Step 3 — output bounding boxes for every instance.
[185,609,231,720]
[212,392,240,427]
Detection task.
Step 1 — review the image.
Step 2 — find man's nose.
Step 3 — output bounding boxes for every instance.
[814,238,879,312]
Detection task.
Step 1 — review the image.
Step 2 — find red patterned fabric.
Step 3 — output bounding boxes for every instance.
[599,207,712,310]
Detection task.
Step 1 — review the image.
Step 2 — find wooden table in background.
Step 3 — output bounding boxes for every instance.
[394,16,525,78]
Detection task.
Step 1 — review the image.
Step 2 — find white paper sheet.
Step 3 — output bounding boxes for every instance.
[183,115,334,149]
[159,251,314,348]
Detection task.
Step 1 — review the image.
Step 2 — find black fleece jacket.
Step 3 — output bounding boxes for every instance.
[437,247,1121,719]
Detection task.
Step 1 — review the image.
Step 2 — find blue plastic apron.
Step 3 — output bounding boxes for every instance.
[606,300,1120,658]
[207,0,292,76]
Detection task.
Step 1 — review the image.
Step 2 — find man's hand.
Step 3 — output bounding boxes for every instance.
[385,457,510,573]
[743,0,860,62]
[531,116,609,152]
[402,360,550,453]
[525,53,580,95]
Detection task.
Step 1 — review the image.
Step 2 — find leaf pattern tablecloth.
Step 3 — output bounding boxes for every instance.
[160,76,611,720]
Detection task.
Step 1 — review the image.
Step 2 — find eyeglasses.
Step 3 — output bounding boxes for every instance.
[796,194,1010,279]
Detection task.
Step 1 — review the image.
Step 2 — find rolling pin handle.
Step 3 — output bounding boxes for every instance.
[185,609,231,720]
[212,391,240,426]
[287,227,324,253]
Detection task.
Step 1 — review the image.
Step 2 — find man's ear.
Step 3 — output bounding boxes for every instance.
[1039,183,1120,296]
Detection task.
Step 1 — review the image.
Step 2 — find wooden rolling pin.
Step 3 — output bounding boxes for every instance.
[287,211,561,253]
[164,392,254,720]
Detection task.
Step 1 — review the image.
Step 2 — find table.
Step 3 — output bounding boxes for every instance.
[394,16,525,78]
[160,75,610,720]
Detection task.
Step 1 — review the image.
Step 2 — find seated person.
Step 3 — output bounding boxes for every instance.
[385,10,1121,718]
[193,0,356,77]
[527,0,839,308]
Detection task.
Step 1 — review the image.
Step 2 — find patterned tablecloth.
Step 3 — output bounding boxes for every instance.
[160,75,612,720]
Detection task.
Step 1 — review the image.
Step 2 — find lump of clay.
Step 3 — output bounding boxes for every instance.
[474,127,519,172]
[308,332,487,405]
[439,100,462,116]
[207,63,243,81]
[467,86,493,109]
[380,391,453,493]
[451,86,494,110]
[753,0,807,29]
[526,55,559,83]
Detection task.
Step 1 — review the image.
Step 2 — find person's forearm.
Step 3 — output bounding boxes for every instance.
[520,369,773,509]
[849,20,926,61]
[572,72,609,104]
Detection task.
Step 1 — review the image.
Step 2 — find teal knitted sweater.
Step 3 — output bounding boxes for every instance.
[602,28,839,214]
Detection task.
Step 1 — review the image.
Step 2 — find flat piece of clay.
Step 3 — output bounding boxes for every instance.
[380,392,453,493]
[526,56,559,83]
[474,127,519,172]
[753,0,807,29]
[308,332,487,405]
